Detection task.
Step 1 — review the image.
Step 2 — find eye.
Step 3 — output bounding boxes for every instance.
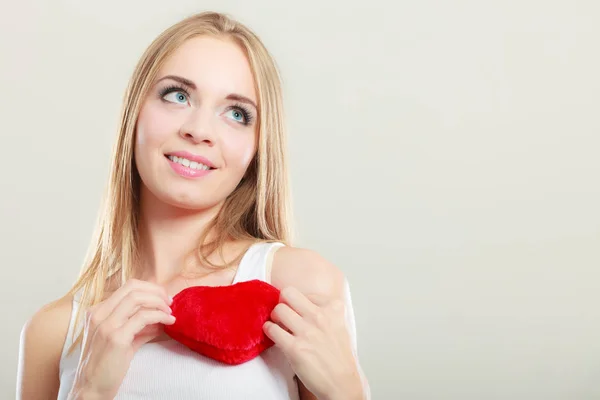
[224,108,247,124]
[163,91,189,105]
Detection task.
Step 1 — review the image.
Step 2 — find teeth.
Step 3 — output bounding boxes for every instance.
[168,155,211,171]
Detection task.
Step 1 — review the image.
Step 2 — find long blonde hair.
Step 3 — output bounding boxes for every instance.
[67,11,293,351]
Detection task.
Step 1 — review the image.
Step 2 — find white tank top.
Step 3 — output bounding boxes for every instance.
[56,241,304,400]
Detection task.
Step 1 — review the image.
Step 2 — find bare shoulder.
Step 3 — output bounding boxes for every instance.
[21,294,74,343]
[270,246,346,299]
[17,294,74,399]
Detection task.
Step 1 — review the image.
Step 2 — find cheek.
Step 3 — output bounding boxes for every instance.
[239,140,256,167]
[224,134,257,171]
[136,102,177,149]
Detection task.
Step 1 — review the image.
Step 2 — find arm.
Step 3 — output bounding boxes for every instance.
[270,247,370,400]
[16,295,73,400]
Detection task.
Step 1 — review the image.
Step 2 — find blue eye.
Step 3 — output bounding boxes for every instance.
[224,105,254,126]
[226,108,246,123]
[163,91,189,104]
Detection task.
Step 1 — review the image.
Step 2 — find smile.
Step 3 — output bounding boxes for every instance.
[167,155,213,171]
[165,155,215,179]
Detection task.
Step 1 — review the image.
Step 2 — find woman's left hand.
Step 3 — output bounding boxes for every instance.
[263,286,364,400]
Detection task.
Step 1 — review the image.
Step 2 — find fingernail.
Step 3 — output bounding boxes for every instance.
[168,297,174,305]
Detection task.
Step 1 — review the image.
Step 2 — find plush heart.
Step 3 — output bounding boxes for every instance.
[163,279,281,365]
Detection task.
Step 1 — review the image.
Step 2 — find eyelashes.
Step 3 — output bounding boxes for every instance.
[227,103,254,125]
[159,84,190,104]
[158,84,255,126]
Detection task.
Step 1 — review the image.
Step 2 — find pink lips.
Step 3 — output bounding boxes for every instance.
[166,151,216,168]
[166,154,214,179]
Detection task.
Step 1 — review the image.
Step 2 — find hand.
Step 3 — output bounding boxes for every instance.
[263,287,363,400]
[69,279,175,399]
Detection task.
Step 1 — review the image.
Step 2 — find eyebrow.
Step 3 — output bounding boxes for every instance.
[225,93,258,111]
[157,74,196,89]
[156,74,258,110]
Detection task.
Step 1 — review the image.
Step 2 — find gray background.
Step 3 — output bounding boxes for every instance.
[2,0,599,398]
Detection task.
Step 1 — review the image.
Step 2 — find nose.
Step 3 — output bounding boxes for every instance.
[179,107,215,146]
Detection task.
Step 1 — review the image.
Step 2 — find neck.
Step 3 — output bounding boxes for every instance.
[136,187,222,284]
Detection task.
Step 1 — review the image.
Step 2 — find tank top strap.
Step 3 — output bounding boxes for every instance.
[59,289,83,376]
[232,241,285,285]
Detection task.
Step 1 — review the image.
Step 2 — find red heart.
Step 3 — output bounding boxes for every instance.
[163,279,280,365]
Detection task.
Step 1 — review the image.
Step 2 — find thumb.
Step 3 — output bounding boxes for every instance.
[132,324,162,350]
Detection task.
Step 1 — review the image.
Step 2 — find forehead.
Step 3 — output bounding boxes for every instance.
[157,36,257,102]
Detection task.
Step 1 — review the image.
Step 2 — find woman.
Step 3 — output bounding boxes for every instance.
[17,11,369,400]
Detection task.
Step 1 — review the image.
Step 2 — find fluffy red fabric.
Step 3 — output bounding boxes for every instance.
[163,279,281,365]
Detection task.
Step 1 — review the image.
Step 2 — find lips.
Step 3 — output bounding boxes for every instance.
[164,150,216,169]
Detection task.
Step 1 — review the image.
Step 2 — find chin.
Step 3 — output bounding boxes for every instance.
[138,181,220,212]
[163,192,223,211]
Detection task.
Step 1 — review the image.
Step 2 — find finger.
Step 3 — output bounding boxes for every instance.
[135,323,162,339]
[107,291,172,327]
[279,287,319,318]
[305,293,333,308]
[118,310,176,343]
[263,321,295,352]
[132,324,163,351]
[94,280,171,322]
[271,303,305,335]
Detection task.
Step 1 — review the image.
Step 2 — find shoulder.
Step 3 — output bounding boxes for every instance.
[17,294,74,398]
[270,246,345,299]
[21,294,74,344]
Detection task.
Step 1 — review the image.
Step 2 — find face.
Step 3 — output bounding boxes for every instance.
[134,36,258,211]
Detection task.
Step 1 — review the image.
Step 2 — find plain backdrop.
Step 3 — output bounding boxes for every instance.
[1,0,599,399]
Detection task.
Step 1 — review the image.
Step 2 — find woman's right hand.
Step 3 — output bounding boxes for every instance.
[68,279,175,399]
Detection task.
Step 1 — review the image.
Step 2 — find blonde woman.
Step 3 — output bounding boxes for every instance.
[17,11,369,400]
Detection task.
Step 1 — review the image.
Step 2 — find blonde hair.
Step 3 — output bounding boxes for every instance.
[67,11,293,352]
